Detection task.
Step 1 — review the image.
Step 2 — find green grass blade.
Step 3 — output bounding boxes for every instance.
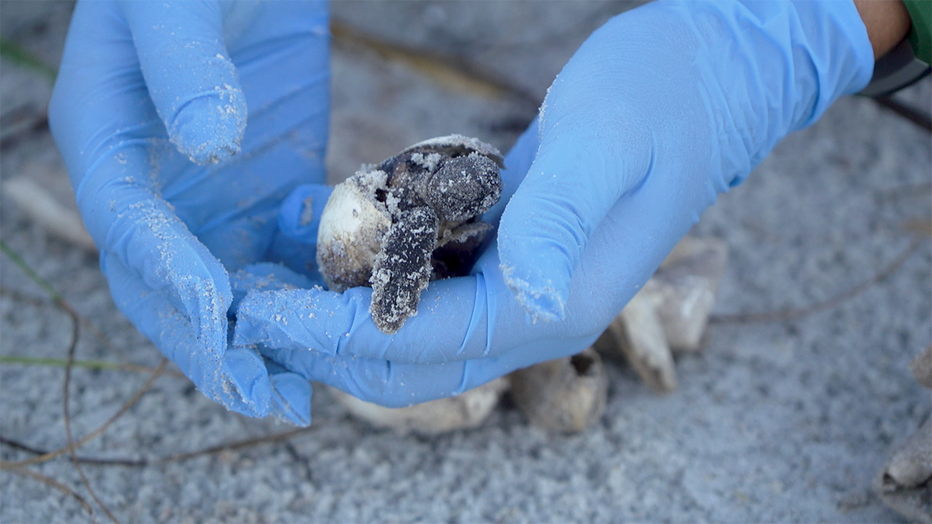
[0,37,57,83]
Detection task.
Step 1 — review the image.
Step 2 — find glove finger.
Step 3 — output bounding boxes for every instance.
[229,262,319,311]
[233,259,581,365]
[89,153,232,356]
[496,116,652,322]
[122,0,247,164]
[483,117,540,226]
[234,281,491,364]
[103,252,271,417]
[268,184,334,276]
[258,343,471,408]
[257,322,595,409]
[266,360,313,427]
[277,184,335,246]
[233,285,379,356]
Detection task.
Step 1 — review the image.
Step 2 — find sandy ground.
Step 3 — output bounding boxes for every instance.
[1,1,930,522]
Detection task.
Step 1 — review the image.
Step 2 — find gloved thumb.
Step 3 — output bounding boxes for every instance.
[122,1,247,164]
[497,113,652,322]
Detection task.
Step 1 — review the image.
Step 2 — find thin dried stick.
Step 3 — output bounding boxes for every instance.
[0,436,146,467]
[0,286,46,306]
[159,426,321,464]
[0,239,171,471]
[0,359,167,470]
[1,417,342,468]
[711,238,924,324]
[0,355,185,379]
[5,466,96,520]
[331,19,540,107]
[876,182,932,202]
[61,308,121,524]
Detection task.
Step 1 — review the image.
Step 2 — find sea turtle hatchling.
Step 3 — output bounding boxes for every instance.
[317,134,504,334]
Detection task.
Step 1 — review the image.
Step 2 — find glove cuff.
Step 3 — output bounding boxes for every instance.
[680,0,874,186]
[784,0,875,129]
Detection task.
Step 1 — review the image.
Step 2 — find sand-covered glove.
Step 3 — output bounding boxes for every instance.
[233,0,874,407]
[49,0,331,425]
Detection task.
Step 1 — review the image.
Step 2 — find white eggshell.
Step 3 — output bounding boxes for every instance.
[327,377,509,435]
[316,180,391,292]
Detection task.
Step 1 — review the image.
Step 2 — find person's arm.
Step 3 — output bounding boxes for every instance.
[854,0,912,59]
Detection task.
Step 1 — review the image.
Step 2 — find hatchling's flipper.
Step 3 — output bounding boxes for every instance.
[369,207,440,334]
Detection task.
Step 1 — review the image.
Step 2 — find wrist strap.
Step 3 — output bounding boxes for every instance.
[860,39,930,97]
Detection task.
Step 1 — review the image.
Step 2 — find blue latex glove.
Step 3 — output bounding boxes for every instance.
[49,0,331,425]
[234,0,875,408]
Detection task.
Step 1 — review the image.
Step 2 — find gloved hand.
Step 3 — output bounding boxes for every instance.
[235,0,875,409]
[49,0,331,425]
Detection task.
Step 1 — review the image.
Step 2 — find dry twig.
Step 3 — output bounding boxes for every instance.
[5,466,96,520]
[62,305,120,524]
[711,237,924,324]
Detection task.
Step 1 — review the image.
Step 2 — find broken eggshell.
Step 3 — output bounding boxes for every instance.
[874,344,932,523]
[316,134,503,334]
[328,377,510,436]
[509,347,609,433]
[316,175,392,292]
[875,414,932,523]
